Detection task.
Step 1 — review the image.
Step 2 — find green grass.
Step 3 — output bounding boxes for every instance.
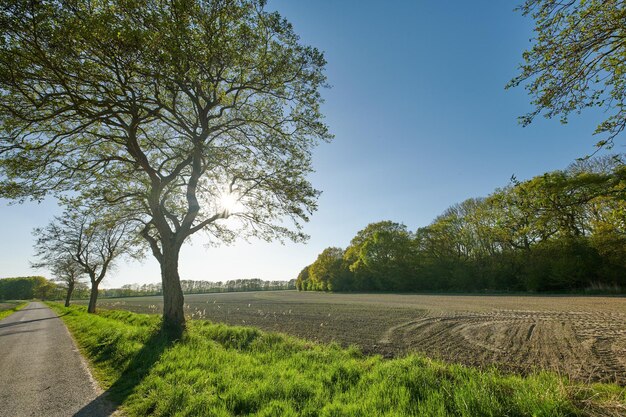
[0,301,28,320]
[49,304,625,417]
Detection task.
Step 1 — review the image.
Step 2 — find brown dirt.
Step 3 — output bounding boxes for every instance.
[0,302,19,311]
[85,291,626,384]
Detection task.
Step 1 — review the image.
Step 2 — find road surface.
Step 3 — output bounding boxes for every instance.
[0,302,115,416]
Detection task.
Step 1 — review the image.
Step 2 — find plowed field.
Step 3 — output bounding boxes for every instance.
[0,302,19,311]
[85,291,626,384]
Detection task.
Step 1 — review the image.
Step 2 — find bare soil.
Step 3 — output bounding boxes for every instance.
[0,302,19,311]
[86,291,626,384]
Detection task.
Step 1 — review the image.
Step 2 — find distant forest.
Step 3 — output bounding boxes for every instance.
[0,277,296,301]
[0,276,59,300]
[101,279,296,298]
[297,155,626,293]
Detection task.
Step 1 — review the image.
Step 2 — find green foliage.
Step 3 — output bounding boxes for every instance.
[306,247,350,291]
[521,238,603,291]
[509,0,626,147]
[343,221,417,291]
[0,0,331,329]
[295,265,310,291]
[0,276,61,300]
[300,155,626,294]
[101,278,296,298]
[48,303,621,417]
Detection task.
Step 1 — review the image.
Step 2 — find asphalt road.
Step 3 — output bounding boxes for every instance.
[0,302,115,417]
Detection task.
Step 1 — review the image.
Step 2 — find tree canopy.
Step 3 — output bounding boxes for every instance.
[306,247,347,291]
[0,0,330,330]
[344,221,416,291]
[509,0,626,147]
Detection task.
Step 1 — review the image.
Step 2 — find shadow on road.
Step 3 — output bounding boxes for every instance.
[0,313,68,330]
[73,327,176,417]
[0,329,41,337]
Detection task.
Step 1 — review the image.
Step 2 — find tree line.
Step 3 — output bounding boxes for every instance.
[0,276,296,302]
[0,277,61,301]
[102,278,295,297]
[297,156,626,293]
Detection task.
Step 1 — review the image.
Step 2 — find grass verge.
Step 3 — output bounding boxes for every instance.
[49,303,625,417]
[0,301,28,320]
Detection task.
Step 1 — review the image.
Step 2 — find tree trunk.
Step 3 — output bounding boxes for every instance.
[87,281,99,313]
[65,283,75,307]
[160,243,185,335]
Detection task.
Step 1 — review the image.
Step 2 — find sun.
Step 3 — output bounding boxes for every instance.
[218,191,241,214]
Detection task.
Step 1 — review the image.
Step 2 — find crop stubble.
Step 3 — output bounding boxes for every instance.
[86,291,626,384]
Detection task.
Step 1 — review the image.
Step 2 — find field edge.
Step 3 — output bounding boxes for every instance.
[0,301,29,321]
[48,302,626,417]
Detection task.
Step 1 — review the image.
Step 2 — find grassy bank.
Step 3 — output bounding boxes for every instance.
[0,301,28,320]
[49,304,625,417]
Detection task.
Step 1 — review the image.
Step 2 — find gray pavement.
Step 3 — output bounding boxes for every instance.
[0,302,115,417]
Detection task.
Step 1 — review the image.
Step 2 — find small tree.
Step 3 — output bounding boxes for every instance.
[33,209,138,313]
[34,256,86,307]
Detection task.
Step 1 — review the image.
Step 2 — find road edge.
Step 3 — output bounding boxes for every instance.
[49,303,123,416]
[0,301,29,321]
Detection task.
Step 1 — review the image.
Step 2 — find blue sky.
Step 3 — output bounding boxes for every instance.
[0,1,616,287]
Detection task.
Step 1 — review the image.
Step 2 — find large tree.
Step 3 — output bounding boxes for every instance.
[508,0,626,147]
[0,0,330,331]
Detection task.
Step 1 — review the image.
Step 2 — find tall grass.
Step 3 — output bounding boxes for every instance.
[50,304,625,417]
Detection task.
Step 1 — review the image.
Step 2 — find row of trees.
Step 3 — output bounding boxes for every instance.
[101,278,296,297]
[100,278,296,297]
[0,0,330,333]
[297,156,626,293]
[180,278,296,293]
[0,276,295,302]
[31,210,139,310]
